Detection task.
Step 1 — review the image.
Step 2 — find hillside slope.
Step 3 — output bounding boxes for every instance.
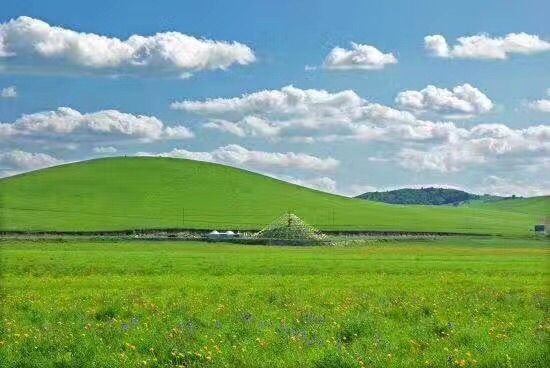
[0,157,537,235]
[466,196,549,220]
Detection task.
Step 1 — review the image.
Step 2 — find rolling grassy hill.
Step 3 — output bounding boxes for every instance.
[466,196,549,220]
[0,157,540,235]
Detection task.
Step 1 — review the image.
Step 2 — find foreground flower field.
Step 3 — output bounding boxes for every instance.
[1,238,548,367]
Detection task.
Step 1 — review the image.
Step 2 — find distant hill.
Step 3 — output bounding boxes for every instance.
[0,157,535,235]
[356,187,502,206]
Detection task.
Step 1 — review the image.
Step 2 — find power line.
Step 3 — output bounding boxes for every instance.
[0,205,483,231]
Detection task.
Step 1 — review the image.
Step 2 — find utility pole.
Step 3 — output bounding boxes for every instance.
[182,208,185,228]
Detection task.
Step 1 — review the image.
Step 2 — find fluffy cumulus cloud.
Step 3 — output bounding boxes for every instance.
[138,144,339,172]
[0,107,194,142]
[172,85,365,121]
[398,124,550,172]
[172,85,549,174]
[0,16,255,76]
[1,85,17,98]
[395,84,493,119]
[0,150,62,177]
[527,99,550,113]
[203,116,281,138]
[172,85,468,142]
[525,89,550,113]
[322,42,397,70]
[425,33,550,60]
[93,146,118,154]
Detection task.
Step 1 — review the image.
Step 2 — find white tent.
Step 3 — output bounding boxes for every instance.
[208,230,238,240]
[208,230,220,239]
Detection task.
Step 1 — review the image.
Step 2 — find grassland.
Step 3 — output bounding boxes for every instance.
[0,157,544,236]
[466,197,550,219]
[1,238,548,367]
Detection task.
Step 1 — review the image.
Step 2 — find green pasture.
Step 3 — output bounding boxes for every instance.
[1,238,548,367]
[467,197,550,219]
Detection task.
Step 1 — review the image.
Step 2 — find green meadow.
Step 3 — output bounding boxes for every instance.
[0,157,546,235]
[467,197,550,219]
[1,238,548,368]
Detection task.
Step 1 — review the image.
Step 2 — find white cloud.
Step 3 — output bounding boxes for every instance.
[270,174,388,197]
[93,146,118,154]
[203,116,281,138]
[172,85,365,121]
[345,184,379,197]
[477,176,549,197]
[399,147,485,173]
[268,174,550,198]
[173,85,457,141]
[0,123,17,137]
[398,124,550,172]
[395,84,493,119]
[172,85,549,174]
[367,156,389,162]
[297,176,338,192]
[425,33,550,60]
[525,90,550,113]
[176,85,435,122]
[0,107,194,142]
[322,42,397,70]
[1,85,17,98]
[173,84,547,143]
[271,174,339,193]
[285,175,549,198]
[424,35,451,58]
[0,16,255,76]
[138,144,339,172]
[290,136,316,144]
[526,99,550,113]
[0,150,62,177]
[162,125,195,139]
[520,156,550,174]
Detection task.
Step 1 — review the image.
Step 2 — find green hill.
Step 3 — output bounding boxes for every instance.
[0,157,538,235]
[466,196,549,220]
[356,187,483,205]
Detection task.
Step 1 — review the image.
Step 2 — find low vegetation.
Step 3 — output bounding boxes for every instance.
[1,238,548,367]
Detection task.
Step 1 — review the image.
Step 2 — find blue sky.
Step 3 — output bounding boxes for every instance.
[0,0,549,196]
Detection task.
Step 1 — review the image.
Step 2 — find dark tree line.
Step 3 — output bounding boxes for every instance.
[356,187,481,205]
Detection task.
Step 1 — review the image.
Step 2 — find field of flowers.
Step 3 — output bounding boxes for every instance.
[1,238,548,367]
